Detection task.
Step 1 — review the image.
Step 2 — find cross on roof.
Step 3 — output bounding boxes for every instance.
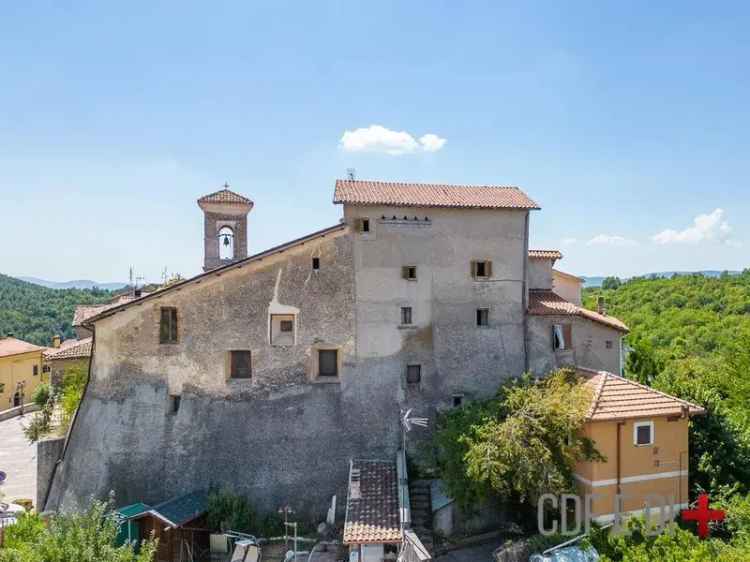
[223,182,230,189]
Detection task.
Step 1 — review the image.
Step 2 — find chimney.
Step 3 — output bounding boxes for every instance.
[597,296,607,315]
[52,335,61,348]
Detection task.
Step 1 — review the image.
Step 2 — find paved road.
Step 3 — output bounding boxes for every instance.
[0,414,37,503]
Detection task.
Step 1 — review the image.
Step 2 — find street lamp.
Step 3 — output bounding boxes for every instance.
[278,505,297,561]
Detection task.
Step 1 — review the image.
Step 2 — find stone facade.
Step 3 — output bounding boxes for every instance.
[44,182,627,522]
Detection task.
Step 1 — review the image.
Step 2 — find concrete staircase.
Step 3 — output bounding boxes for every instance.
[408,480,435,555]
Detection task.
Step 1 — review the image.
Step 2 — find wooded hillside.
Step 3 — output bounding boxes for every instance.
[0,274,112,346]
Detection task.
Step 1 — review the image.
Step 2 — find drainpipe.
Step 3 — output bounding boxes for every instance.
[43,325,96,511]
[522,211,530,373]
[616,421,625,496]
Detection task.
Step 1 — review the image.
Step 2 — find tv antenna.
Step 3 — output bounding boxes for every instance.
[346,168,356,180]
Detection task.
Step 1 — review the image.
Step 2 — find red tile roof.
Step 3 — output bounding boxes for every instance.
[343,459,402,545]
[529,249,563,260]
[197,188,253,205]
[334,179,539,210]
[579,367,705,421]
[44,337,92,361]
[0,337,46,358]
[528,290,629,333]
[73,294,151,326]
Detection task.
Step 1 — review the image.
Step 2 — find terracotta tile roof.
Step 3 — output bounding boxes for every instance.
[0,337,45,358]
[343,459,402,545]
[197,188,253,206]
[334,179,540,210]
[528,290,629,333]
[529,249,563,260]
[578,367,705,421]
[44,337,92,361]
[73,294,151,326]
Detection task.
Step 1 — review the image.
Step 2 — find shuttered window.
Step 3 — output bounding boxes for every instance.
[160,307,178,344]
[402,266,417,280]
[471,260,492,279]
[406,364,422,384]
[230,350,252,379]
[318,350,338,377]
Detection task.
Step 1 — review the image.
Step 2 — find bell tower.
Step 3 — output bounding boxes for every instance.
[197,183,254,272]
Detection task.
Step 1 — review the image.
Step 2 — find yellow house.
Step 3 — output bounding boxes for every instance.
[0,337,48,411]
[576,367,705,522]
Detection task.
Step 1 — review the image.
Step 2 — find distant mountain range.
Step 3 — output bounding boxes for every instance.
[583,270,742,288]
[17,277,128,291]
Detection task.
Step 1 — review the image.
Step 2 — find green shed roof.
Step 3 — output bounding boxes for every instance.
[150,490,208,528]
[115,502,151,520]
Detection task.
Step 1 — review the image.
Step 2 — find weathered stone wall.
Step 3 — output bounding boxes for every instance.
[527,258,553,291]
[46,230,398,519]
[527,315,622,375]
[36,436,65,510]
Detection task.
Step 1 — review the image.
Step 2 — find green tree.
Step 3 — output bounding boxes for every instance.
[0,500,156,562]
[434,369,603,511]
[601,276,622,290]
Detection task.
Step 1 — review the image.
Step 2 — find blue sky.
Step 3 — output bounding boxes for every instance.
[1,1,748,283]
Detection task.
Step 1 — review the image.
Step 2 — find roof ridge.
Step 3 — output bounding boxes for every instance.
[600,370,704,412]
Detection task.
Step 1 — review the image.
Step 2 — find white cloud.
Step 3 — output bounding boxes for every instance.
[652,208,734,245]
[561,237,578,246]
[586,234,638,247]
[339,125,446,155]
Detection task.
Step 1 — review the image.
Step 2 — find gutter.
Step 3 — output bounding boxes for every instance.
[42,326,96,511]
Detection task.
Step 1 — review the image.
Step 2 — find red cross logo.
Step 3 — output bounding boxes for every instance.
[681,493,725,539]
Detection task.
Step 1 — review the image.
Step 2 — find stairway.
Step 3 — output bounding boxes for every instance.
[408,480,435,555]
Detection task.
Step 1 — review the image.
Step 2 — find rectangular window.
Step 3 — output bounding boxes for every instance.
[280,320,294,333]
[312,257,320,270]
[160,307,178,344]
[229,350,252,379]
[606,340,613,349]
[362,218,370,232]
[318,349,338,377]
[0,383,4,394]
[33,365,39,376]
[634,421,654,446]
[471,260,492,279]
[553,324,572,351]
[452,394,463,408]
[270,314,296,345]
[170,395,181,414]
[402,266,417,281]
[406,364,422,384]
[476,308,489,327]
[401,307,413,325]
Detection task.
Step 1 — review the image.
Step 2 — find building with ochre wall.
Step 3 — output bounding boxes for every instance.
[0,337,48,411]
[45,180,632,519]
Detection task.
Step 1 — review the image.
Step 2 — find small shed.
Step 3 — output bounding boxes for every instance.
[116,490,210,562]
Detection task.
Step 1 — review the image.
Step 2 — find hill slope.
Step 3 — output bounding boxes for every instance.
[17,277,128,290]
[0,274,113,346]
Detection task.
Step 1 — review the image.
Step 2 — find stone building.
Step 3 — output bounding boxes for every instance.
[43,180,628,519]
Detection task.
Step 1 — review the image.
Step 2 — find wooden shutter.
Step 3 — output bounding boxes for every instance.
[470,260,477,278]
[402,266,410,279]
[230,351,252,379]
[563,324,573,349]
[160,308,175,344]
[485,260,493,278]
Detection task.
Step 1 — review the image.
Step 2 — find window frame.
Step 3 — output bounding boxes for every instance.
[452,394,464,408]
[33,365,39,376]
[633,421,654,447]
[318,349,339,378]
[159,307,179,344]
[402,266,417,281]
[312,257,320,271]
[169,394,181,414]
[471,260,493,280]
[228,350,252,379]
[476,308,489,327]
[400,306,413,326]
[406,364,422,385]
[553,324,572,351]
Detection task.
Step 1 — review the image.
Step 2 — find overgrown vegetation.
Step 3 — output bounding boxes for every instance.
[0,499,156,562]
[206,488,284,537]
[434,369,602,518]
[24,364,88,443]
[0,274,112,345]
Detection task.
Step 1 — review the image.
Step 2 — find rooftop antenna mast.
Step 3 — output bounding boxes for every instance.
[346,168,356,180]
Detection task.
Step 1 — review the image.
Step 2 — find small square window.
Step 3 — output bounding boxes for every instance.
[33,365,39,376]
[318,349,338,377]
[402,266,417,280]
[362,218,370,232]
[271,314,296,345]
[606,340,613,349]
[229,350,252,379]
[452,394,463,408]
[476,308,489,327]
[471,260,492,279]
[401,307,413,325]
[406,364,421,384]
[634,422,654,446]
[43,365,50,373]
[280,320,294,333]
[312,257,320,270]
